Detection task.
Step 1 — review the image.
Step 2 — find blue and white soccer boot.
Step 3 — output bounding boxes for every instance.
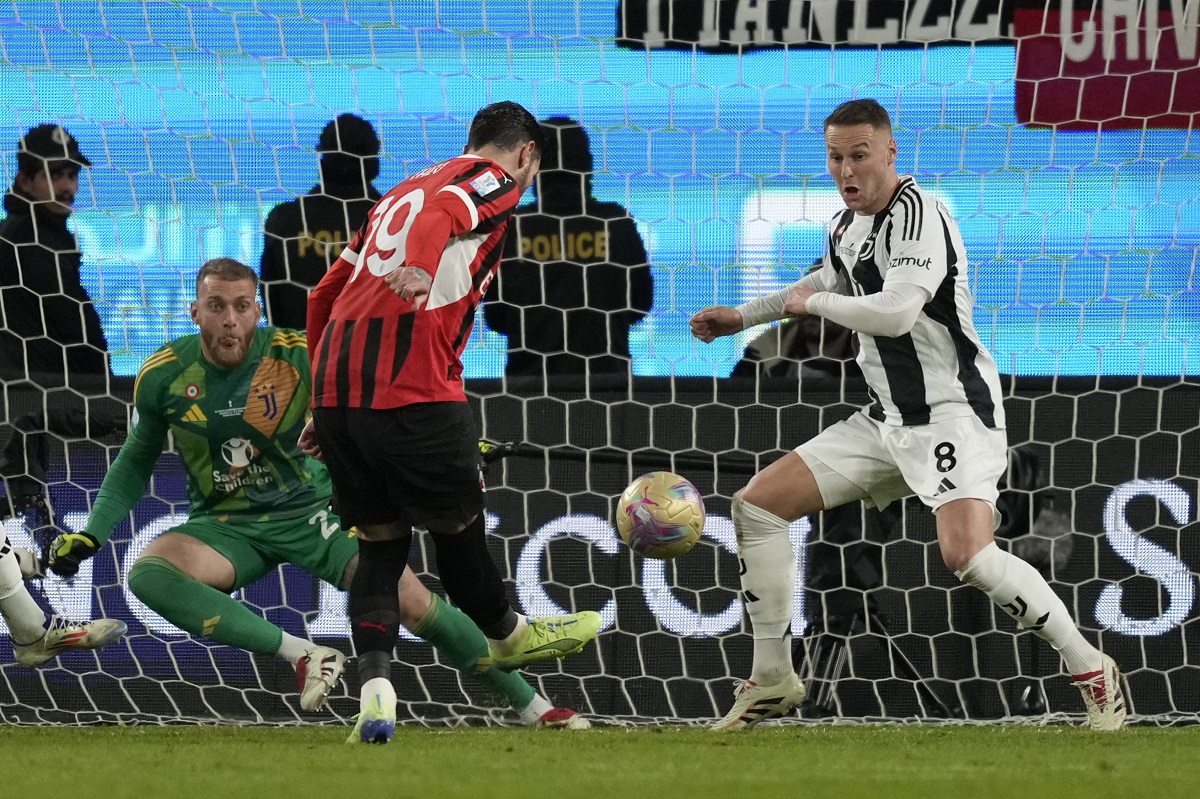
[347,678,397,744]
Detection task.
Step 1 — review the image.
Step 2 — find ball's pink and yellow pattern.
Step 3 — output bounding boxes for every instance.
[615,471,705,559]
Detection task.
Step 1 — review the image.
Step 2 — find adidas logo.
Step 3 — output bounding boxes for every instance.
[181,404,207,426]
[933,477,956,496]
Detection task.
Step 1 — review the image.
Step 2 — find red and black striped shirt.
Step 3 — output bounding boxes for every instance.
[308,155,520,408]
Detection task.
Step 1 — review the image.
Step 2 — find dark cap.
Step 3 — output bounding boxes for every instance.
[18,124,92,172]
[316,114,381,157]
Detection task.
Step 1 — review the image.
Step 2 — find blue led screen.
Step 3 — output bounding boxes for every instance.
[1,0,1196,379]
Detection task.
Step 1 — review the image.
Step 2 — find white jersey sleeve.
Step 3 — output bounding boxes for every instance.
[736,254,844,329]
[805,281,927,337]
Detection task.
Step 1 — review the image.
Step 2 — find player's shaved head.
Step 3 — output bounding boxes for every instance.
[196,257,258,297]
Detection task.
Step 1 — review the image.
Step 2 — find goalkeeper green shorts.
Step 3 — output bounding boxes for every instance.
[169,506,357,590]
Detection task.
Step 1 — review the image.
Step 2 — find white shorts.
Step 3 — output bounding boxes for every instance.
[796,411,1008,527]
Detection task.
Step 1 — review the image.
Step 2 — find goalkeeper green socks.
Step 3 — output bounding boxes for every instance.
[410,593,536,712]
[128,556,283,656]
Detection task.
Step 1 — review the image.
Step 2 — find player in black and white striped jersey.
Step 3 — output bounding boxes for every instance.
[816,176,1003,429]
[692,98,1125,732]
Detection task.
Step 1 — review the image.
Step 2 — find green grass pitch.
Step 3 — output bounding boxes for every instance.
[3,724,1197,799]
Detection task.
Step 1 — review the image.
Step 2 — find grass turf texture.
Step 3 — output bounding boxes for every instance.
[3,724,1196,798]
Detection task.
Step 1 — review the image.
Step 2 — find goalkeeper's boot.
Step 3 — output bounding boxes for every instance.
[347,680,397,745]
[1072,654,1127,731]
[13,614,128,667]
[297,645,346,711]
[533,707,592,730]
[488,612,603,671]
[711,672,807,731]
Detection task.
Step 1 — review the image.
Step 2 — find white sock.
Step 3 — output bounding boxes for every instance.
[956,542,1102,675]
[518,693,553,725]
[733,496,797,685]
[360,676,397,712]
[276,632,313,665]
[0,535,47,643]
[487,615,529,654]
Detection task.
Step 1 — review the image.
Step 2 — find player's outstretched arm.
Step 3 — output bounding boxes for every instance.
[690,306,744,343]
[44,365,172,578]
[800,280,928,338]
[13,532,100,580]
[48,434,160,577]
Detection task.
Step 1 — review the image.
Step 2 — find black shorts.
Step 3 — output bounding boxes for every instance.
[312,402,484,528]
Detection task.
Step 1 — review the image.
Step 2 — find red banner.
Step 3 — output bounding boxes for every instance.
[1016,4,1200,129]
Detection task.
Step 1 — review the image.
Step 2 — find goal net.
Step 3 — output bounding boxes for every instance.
[1,0,1198,726]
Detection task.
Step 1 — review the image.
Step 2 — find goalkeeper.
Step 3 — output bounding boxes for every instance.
[37,257,586,728]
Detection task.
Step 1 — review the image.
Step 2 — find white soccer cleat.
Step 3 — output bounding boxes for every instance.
[1072,654,1127,731]
[533,707,592,730]
[296,646,346,711]
[711,672,807,731]
[13,615,127,667]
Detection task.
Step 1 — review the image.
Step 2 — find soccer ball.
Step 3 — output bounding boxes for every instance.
[615,471,705,559]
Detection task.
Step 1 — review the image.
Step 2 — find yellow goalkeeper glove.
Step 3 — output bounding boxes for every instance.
[46,531,100,578]
[478,439,516,466]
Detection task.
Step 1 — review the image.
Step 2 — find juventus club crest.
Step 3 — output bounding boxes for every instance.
[244,357,300,439]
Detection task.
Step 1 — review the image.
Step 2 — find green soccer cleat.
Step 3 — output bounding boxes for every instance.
[13,615,127,667]
[488,612,603,672]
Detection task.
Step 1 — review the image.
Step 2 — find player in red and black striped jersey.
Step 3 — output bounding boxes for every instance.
[304,101,602,743]
[307,143,519,408]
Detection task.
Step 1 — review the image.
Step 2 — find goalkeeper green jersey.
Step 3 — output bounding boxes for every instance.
[85,327,330,545]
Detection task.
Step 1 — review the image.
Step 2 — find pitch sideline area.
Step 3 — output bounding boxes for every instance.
[3,724,1196,798]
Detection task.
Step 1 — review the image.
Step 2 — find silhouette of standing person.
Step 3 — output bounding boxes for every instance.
[261,114,382,330]
[484,117,653,381]
[0,124,124,519]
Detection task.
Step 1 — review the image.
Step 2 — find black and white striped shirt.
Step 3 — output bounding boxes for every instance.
[817,177,1004,428]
